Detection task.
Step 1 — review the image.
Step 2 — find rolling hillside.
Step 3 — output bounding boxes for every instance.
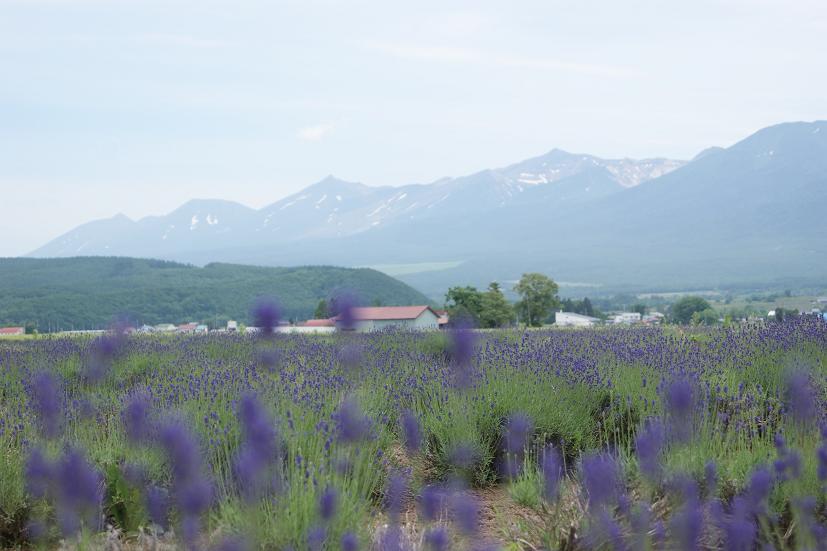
[0,257,431,330]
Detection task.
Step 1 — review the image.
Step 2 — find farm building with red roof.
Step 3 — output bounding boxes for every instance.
[335,305,440,332]
[0,327,25,337]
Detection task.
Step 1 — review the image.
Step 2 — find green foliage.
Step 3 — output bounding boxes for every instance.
[0,257,430,329]
[670,295,713,324]
[445,282,514,328]
[691,308,719,325]
[313,299,329,319]
[508,461,543,511]
[514,273,559,327]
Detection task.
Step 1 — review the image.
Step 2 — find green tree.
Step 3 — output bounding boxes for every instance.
[445,286,484,324]
[671,296,712,324]
[631,303,648,316]
[478,282,515,328]
[514,273,559,327]
[691,308,719,326]
[313,299,329,319]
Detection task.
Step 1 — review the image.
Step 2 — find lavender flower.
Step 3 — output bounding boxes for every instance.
[400,409,422,454]
[784,369,816,424]
[385,471,408,523]
[335,397,371,443]
[341,532,359,551]
[145,485,170,528]
[159,419,212,547]
[817,443,827,481]
[307,525,326,551]
[424,527,449,551]
[419,485,447,522]
[31,371,61,439]
[252,297,281,336]
[451,492,479,536]
[25,447,53,499]
[55,448,105,536]
[704,461,718,495]
[331,292,358,331]
[505,413,532,454]
[122,392,152,444]
[581,453,618,510]
[541,445,563,502]
[635,420,665,481]
[319,486,338,521]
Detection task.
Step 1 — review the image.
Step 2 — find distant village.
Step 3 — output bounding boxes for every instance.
[2,297,827,338]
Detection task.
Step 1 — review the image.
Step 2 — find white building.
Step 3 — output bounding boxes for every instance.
[555,311,600,327]
[337,306,440,332]
[613,312,642,324]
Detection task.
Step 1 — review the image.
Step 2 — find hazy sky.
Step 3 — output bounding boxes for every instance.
[1,0,826,256]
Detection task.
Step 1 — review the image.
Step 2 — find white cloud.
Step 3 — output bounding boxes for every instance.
[365,42,639,78]
[297,123,335,142]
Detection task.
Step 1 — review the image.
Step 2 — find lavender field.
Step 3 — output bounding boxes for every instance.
[2,316,827,550]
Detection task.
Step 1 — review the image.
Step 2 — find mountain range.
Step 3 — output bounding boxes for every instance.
[29,121,827,298]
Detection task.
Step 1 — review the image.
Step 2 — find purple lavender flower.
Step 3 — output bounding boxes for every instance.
[541,445,563,502]
[704,461,718,494]
[668,483,702,551]
[331,292,358,331]
[400,409,422,454]
[335,397,371,443]
[817,443,827,481]
[635,420,664,481]
[55,448,104,536]
[451,492,479,536]
[581,453,618,510]
[385,471,408,523]
[145,485,170,528]
[505,413,532,454]
[30,371,61,439]
[252,297,281,336]
[160,420,202,482]
[785,369,816,424]
[212,536,249,551]
[25,447,53,498]
[341,532,359,551]
[122,392,152,444]
[449,443,477,469]
[424,527,449,551]
[159,419,212,546]
[319,486,338,521]
[449,324,476,388]
[665,377,694,441]
[307,525,326,551]
[721,498,757,551]
[419,485,446,522]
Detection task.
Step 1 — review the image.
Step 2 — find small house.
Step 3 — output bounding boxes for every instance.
[0,327,25,337]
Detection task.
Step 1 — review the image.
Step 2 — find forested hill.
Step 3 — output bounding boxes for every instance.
[0,257,431,330]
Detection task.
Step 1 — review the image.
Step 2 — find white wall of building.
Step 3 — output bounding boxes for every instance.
[556,312,597,327]
[349,310,440,332]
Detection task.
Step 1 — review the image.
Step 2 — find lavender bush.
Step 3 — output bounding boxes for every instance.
[0,315,825,549]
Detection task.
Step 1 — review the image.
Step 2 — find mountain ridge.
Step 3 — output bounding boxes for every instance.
[27,120,827,297]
